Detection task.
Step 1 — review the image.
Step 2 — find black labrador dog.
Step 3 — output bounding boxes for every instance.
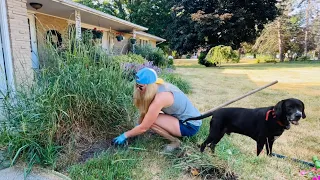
[183,98,306,156]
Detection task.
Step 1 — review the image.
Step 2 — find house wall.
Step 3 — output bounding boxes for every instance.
[136,36,157,48]
[33,12,132,56]
[150,40,156,48]
[5,0,32,87]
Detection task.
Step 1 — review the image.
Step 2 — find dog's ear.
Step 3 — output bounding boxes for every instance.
[274,100,284,118]
[301,101,306,119]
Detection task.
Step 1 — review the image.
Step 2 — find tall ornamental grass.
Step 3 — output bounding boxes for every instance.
[0,31,138,169]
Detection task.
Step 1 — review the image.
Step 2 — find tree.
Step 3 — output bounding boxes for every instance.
[165,0,279,55]
[127,0,171,38]
[205,45,239,66]
[74,0,129,20]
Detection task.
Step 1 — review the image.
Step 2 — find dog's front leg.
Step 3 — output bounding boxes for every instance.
[256,138,266,156]
[266,137,275,156]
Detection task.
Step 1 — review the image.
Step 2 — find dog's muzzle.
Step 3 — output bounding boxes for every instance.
[287,111,302,125]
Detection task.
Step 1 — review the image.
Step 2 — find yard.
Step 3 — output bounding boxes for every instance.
[67,60,320,179]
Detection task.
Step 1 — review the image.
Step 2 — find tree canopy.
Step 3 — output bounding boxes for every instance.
[75,0,280,55]
[165,0,279,54]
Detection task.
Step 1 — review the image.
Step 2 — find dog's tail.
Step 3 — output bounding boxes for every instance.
[182,111,215,123]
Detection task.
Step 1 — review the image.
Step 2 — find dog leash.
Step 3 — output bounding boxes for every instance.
[272,153,315,167]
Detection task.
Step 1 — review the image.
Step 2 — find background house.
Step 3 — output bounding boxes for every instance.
[0,0,165,101]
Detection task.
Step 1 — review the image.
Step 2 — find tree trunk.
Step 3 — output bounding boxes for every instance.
[304,0,310,56]
[277,19,284,62]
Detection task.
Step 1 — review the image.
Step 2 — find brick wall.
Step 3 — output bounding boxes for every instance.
[5,0,33,87]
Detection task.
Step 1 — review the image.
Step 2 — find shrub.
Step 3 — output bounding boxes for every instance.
[256,54,275,63]
[206,45,240,65]
[161,73,192,94]
[111,53,146,65]
[134,44,169,67]
[265,59,277,63]
[198,51,216,67]
[296,56,311,61]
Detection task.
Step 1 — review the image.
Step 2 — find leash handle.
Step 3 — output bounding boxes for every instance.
[201,80,278,115]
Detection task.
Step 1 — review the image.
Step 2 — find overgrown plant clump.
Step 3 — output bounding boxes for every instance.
[134,44,173,68]
[0,34,138,170]
[0,30,192,171]
[205,45,240,66]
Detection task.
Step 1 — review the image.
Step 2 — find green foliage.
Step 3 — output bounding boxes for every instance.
[166,0,278,54]
[127,0,171,39]
[134,44,169,67]
[296,56,312,61]
[241,42,254,54]
[0,33,138,170]
[74,0,128,20]
[161,73,192,94]
[206,45,240,65]
[68,150,141,180]
[198,51,215,67]
[111,53,146,65]
[256,54,275,63]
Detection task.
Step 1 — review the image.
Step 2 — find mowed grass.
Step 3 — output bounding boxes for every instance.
[174,60,320,179]
[67,59,320,180]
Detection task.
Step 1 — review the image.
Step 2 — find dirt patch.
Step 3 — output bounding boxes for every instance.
[78,139,112,163]
[78,136,140,163]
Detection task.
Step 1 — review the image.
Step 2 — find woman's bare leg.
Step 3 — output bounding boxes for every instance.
[150,114,182,152]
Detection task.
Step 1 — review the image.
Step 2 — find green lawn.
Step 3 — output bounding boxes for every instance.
[67,61,320,180]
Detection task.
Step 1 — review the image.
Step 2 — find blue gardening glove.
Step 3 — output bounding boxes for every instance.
[112,133,127,145]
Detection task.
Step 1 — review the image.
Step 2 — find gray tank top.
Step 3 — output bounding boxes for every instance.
[157,82,202,127]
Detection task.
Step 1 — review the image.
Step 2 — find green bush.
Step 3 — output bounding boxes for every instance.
[206,45,240,65]
[161,73,192,94]
[134,44,169,67]
[265,59,277,63]
[111,53,146,65]
[256,54,276,63]
[296,56,311,61]
[198,51,216,67]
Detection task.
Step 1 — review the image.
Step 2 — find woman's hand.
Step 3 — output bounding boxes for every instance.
[112,133,127,145]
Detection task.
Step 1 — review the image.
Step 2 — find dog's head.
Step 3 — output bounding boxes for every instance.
[274,98,306,129]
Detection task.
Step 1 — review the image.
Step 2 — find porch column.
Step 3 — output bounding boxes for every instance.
[75,10,81,40]
[132,29,136,53]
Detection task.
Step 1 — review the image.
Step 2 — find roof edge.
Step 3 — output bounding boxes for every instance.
[53,0,148,31]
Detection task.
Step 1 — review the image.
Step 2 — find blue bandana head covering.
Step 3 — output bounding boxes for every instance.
[135,68,158,85]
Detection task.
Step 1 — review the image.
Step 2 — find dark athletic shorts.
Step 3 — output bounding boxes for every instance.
[179,121,200,137]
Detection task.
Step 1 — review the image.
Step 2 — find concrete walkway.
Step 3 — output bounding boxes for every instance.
[0,151,70,180]
[0,166,71,180]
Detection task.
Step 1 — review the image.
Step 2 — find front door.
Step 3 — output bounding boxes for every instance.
[28,14,39,69]
[0,28,7,99]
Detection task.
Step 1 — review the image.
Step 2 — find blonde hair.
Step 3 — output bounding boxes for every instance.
[133,78,164,123]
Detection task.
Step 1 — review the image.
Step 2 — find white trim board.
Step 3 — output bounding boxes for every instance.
[0,0,15,98]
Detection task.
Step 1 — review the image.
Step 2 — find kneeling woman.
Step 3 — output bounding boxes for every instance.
[113,68,202,151]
